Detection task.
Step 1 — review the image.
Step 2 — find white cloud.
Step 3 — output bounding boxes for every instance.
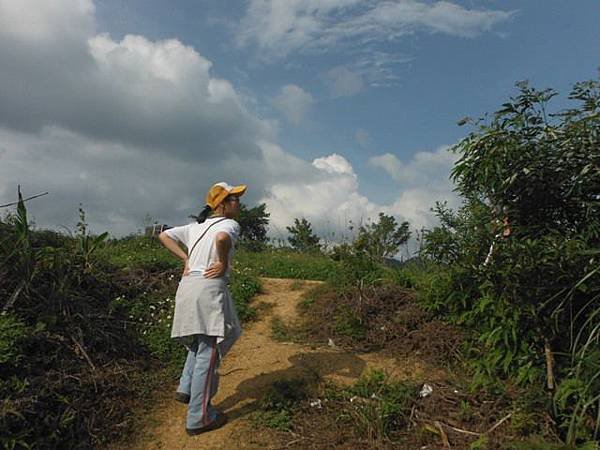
[0,0,461,244]
[353,50,413,87]
[272,84,314,126]
[369,146,457,185]
[261,152,379,239]
[324,66,364,97]
[237,0,515,59]
[261,148,459,242]
[0,2,271,158]
[312,153,355,175]
[0,0,271,234]
[368,146,461,228]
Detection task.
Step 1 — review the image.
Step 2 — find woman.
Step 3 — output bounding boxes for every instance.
[158,181,246,435]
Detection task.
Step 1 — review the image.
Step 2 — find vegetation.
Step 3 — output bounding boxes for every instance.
[0,194,261,448]
[237,202,270,251]
[1,77,597,449]
[286,217,321,252]
[240,77,599,449]
[354,212,411,262]
[252,377,314,431]
[1,191,151,449]
[236,247,341,281]
[420,78,600,445]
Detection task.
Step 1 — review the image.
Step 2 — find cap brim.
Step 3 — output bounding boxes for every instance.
[229,185,247,196]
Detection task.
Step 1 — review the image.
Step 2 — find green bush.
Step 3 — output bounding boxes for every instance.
[421,78,600,444]
[0,196,158,449]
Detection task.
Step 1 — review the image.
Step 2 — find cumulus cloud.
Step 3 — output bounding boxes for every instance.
[261,148,459,242]
[324,66,364,97]
[237,0,515,59]
[0,10,269,159]
[0,0,272,233]
[272,84,314,126]
[368,146,461,228]
[0,0,461,244]
[261,152,379,240]
[369,146,457,185]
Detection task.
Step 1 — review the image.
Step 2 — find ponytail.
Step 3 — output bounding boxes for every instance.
[196,205,212,224]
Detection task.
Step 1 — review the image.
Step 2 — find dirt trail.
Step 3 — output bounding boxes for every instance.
[120,278,440,450]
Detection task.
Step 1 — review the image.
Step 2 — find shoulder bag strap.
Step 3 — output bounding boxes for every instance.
[187,217,227,259]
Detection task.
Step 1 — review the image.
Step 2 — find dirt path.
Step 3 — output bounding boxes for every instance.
[120,278,441,450]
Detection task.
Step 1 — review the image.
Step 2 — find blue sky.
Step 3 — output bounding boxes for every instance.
[1,0,598,237]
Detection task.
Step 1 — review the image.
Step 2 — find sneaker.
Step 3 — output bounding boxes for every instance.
[174,392,190,404]
[186,412,228,436]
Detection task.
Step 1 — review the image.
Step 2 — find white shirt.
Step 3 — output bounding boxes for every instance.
[164,217,240,277]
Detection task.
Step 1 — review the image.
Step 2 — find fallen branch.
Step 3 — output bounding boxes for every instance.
[70,335,97,372]
[442,423,481,437]
[486,413,513,434]
[436,412,513,438]
[434,420,451,448]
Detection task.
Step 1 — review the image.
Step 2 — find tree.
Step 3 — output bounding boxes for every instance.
[353,212,410,261]
[423,78,600,444]
[286,217,320,252]
[237,203,269,251]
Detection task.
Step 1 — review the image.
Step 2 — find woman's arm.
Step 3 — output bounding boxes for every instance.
[158,232,190,276]
[204,231,231,278]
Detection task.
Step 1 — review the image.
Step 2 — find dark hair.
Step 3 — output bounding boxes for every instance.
[196,204,212,223]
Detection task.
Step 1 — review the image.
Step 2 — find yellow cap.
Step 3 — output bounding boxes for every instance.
[205,182,247,209]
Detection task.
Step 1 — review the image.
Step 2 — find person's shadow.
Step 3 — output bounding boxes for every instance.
[215,351,367,420]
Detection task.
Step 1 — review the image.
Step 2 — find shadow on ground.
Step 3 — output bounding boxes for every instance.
[216,351,366,420]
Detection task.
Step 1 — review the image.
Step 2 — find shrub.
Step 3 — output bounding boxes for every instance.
[353,212,411,262]
[0,195,156,448]
[286,217,321,252]
[421,78,600,444]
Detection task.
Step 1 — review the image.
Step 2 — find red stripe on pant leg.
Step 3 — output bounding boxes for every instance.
[201,339,217,427]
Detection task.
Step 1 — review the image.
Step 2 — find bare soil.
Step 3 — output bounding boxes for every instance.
[112,278,446,450]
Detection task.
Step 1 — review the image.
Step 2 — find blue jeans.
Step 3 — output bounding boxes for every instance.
[177,335,220,429]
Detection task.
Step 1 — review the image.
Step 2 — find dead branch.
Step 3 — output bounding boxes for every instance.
[438,422,481,437]
[2,280,26,314]
[70,335,97,372]
[434,420,451,448]
[486,413,512,434]
[545,340,555,390]
[0,191,49,208]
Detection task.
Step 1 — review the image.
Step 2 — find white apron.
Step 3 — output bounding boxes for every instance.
[171,274,241,357]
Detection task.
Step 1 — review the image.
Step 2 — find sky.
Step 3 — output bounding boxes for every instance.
[1,0,599,241]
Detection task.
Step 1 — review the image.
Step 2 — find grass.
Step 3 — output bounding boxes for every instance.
[251,369,419,448]
[344,369,417,438]
[252,377,314,431]
[270,316,293,342]
[236,248,342,281]
[96,235,180,271]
